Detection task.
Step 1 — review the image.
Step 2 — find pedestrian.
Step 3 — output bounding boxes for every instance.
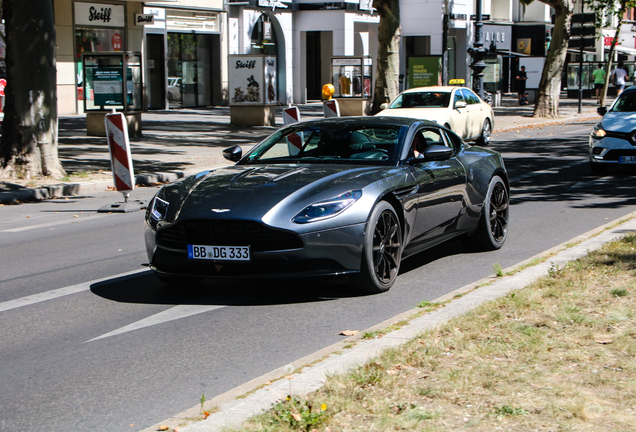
[592,63,606,104]
[516,66,528,105]
[519,92,529,106]
[612,62,628,96]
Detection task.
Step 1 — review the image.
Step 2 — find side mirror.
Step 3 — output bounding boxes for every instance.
[424,144,453,161]
[380,103,388,110]
[597,106,607,116]
[223,145,243,162]
[454,101,467,109]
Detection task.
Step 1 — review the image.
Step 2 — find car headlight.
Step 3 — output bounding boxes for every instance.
[591,123,606,139]
[150,197,170,221]
[292,190,362,224]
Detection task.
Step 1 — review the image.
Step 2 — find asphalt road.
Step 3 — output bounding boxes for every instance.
[1,119,636,431]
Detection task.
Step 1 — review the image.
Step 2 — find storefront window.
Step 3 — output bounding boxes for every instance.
[76,28,126,99]
[82,53,142,112]
[483,57,502,93]
[167,33,213,107]
[331,57,372,98]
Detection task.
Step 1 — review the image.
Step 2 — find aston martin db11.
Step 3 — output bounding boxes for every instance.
[145,116,509,293]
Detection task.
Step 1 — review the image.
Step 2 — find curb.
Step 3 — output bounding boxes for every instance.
[0,169,202,204]
[145,212,636,432]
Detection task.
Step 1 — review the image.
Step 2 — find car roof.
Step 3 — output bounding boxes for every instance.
[399,86,462,94]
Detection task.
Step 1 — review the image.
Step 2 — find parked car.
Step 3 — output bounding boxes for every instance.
[376,86,495,146]
[145,117,509,293]
[590,86,636,174]
[167,77,181,102]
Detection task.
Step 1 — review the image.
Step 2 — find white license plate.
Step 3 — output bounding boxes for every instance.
[619,156,636,164]
[187,245,250,261]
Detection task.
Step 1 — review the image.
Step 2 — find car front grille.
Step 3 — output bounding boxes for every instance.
[156,219,304,252]
[605,130,636,145]
[602,149,636,161]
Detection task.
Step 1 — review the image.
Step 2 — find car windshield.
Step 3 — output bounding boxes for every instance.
[241,123,407,165]
[387,91,451,109]
[611,90,636,112]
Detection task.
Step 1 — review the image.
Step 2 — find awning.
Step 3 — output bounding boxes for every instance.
[614,45,636,56]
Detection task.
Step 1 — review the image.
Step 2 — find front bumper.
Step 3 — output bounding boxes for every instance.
[145,221,366,279]
[589,136,636,165]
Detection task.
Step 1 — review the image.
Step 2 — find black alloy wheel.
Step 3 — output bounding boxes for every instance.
[488,178,508,244]
[463,176,509,251]
[352,201,402,293]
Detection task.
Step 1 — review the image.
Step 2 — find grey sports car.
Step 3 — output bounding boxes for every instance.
[145,117,509,293]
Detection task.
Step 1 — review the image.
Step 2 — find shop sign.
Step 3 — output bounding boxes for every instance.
[359,0,374,11]
[265,57,277,104]
[135,14,155,26]
[258,0,289,10]
[112,34,122,51]
[516,38,531,55]
[75,2,125,28]
[520,57,544,89]
[333,58,361,66]
[228,56,277,104]
[481,25,511,51]
[408,57,442,88]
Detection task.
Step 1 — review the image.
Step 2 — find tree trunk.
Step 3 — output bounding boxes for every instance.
[533,0,575,118]
[0,0,64,180]
[370,0,401,115]
[600,0,626,107]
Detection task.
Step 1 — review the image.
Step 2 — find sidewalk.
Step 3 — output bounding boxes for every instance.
[0,94,602,204]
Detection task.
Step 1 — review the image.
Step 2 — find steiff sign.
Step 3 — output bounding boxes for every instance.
[135,14,155,25]
[75,2,125,28]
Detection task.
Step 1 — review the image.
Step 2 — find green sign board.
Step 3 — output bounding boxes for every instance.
[92,67,123,106]
[408,57,442,88]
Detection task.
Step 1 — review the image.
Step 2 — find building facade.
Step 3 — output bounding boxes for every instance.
[50,0,636,117]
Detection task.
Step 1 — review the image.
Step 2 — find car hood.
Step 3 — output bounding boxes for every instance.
[602,111,636,132]
[376,108,447,124]
[169,164,400,222]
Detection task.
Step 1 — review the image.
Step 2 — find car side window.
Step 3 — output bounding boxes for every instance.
[441,129,462,151]
[461,89,479,105]
[454,90,464,106]
[416,129,446,151]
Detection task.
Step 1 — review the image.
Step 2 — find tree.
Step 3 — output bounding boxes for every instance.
[589,0,634,107]
[525,0,577,118]
[0,0,64,180]
[370,0,401,115]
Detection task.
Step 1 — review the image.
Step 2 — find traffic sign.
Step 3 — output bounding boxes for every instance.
[105,111,134,192]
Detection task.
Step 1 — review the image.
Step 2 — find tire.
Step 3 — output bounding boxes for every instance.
[463,176,509,251]
[351,201,403,294]
[590,161,607,175]
[476,119,492,146]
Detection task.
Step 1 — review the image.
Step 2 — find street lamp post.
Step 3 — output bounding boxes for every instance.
[468,0,487,100]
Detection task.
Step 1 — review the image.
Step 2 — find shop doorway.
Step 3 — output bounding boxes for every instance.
[306,32,322,100]
[147,34,165,109]
[167,33,213,108]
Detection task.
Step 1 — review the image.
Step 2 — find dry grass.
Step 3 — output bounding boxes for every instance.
[232,234,636,432]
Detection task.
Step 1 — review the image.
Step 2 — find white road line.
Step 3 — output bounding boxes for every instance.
[0,269,150,313]
[1,215,108,233]
[86,303,227,342]
[562,127,592,135]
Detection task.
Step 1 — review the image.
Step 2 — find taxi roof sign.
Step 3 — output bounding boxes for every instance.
[448,79,465,86]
